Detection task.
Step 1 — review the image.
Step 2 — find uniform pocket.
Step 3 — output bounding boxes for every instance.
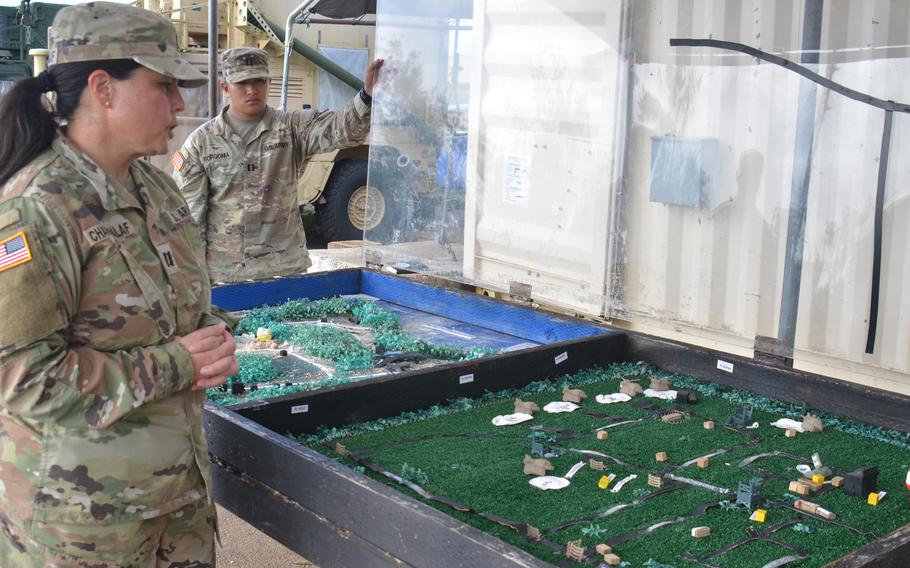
[118,245,177,339]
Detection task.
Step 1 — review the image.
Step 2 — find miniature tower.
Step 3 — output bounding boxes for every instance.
[725,405,753,429]
[529,425,546,457]
[737,477,765,509]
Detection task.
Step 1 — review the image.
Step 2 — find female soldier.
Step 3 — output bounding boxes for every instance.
[0,2,238,566]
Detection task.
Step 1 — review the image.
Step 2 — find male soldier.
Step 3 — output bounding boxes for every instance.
[173,47,384,282]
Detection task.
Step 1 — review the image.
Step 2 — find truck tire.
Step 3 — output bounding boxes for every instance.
[316,160,396,243]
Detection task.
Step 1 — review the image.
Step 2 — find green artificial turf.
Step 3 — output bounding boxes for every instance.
[301,362,910,567]
[208,297,499,405]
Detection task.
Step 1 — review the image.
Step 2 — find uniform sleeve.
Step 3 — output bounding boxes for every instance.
[172,137,209,248]
[0,198,196,430]
[293,94,372,158]
[199,306,239,332]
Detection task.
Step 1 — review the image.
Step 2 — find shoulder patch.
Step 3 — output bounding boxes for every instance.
[0,225,66,348]
[0,209,21,230]
[0,230,32,273]
[172,150,187,173]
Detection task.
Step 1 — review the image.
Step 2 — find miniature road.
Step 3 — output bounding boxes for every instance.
[216,505,318,567]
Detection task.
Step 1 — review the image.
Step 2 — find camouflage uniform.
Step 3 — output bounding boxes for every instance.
[0,3,221,566]
[173,47,372,283]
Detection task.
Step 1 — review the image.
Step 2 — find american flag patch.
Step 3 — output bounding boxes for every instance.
[0,231,32,272]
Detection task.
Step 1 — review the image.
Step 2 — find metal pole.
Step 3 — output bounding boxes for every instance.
[208,0,218,118]
[777,0,823,352]
[280,0,319,112]
[258,11,363,91]
[865,110,893,353]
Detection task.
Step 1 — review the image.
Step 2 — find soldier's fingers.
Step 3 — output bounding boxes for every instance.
[193,357,239,390]
[199,350,237,377]
[183,335,223,354]
[184,323,227,342]
[190,334,236,368]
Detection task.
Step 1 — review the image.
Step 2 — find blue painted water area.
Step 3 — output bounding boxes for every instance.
[213,269,613,354]
[350,294,537,351]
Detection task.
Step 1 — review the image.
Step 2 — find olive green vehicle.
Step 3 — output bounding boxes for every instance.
[142,0,435,243]
[0,1,64,94]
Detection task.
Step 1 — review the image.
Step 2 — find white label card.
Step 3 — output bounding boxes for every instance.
[554,352,568,365]
[717,360,734,373]
[503,155,530,206]
[291,404,310,414]
[459,374,474,385]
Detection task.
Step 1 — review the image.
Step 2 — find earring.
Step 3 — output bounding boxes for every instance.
[104,100,112,108]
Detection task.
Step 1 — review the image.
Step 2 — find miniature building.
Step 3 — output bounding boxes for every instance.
[526,525,541,541]
[737,477,765,509]
[334,443,349,457]
[802,478,823,492]
[514,398,540,415]
[725,405,753,429]
[816,506,836,520]
[523,454,553,476]
[785,429,797,438]
[661,412,683,423]
[845,466,878,499]
[603,553,621,566]
[703,420,715,430]
[649,377,671,391]
[691,526,711,538]
[795,499,836,520]
[750,508,767,522]
[565,539,585,561]
[655,452,668,462]
[697,457,710,469]
[619,379,643,397]
[868,492,882,506]
[562,387,587,404]
[597,430,609,440]
[648,473,663,488]
[795,499,818,514]
[589,459,605,471]
[789,480,811,496]
[802,413,824,432]
[831,476,845,487]
[595,543,612,555]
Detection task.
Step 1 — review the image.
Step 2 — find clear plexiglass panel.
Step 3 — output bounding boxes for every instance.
[367,0,910,386]
[367,0,620,316]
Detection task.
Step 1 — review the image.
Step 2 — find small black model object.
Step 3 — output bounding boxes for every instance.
[230,382,245,395]
[725,405,753,429]
[845,466,878,499]
[675,390,697,404]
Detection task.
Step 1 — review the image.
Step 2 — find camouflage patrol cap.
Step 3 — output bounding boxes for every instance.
[48,1,206,87]
[222,47,270,83]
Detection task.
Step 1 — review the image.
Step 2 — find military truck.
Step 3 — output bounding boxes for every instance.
[0,1,64,94]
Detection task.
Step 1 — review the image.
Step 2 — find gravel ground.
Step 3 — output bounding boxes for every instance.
[216,505,316,567]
